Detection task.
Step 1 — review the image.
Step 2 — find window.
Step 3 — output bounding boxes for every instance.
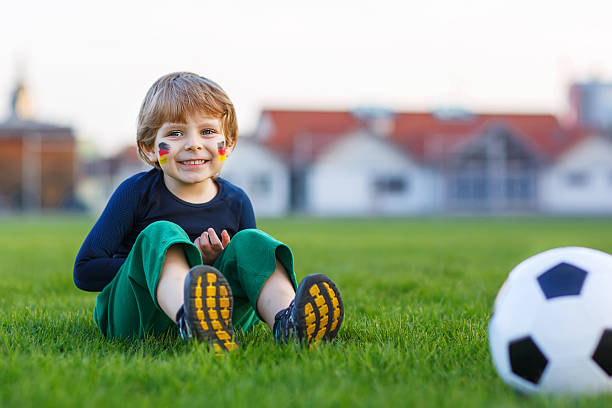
[565,171,589,188]
[374,176,408,194]
[451,176,487,200]
[506,177,532,200]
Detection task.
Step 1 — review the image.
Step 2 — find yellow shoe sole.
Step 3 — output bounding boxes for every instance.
[183,265,238,352]
[294,274,344,344]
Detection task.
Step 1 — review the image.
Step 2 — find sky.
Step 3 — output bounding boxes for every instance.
[2,0,612,156]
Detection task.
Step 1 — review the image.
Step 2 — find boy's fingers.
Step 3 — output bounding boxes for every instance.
[207,228,223,250]
[196,231,208,245]
[221,230,230,247]
[201,232,212,250]
[200,234,213,264]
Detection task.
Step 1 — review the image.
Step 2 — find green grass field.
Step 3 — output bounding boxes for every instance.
[2,216,612,407]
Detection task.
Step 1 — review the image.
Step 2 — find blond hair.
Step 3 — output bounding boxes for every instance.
[136,72,238,167]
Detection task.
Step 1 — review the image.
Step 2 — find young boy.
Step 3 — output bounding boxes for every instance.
[73,72,344,352]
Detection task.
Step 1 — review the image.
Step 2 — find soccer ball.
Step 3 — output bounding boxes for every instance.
[489,247,612,394]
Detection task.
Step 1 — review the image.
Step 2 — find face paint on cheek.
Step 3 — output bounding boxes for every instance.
[217,141,227,162]
[158,142,170,166]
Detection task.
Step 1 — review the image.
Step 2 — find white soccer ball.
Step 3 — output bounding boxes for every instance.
[489,246,612,394]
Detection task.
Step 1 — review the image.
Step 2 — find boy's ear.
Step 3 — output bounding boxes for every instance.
[225,141,235,158]
[140,143,158,163]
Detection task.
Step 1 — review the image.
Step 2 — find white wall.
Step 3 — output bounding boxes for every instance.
[221,138,289,216]
[306,132,435,215]
[540,136,612,213]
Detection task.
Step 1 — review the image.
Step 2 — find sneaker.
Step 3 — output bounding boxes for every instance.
[273,273,344,344]
[177,265,238,352]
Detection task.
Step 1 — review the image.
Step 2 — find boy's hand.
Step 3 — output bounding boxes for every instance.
[194,228,231,265]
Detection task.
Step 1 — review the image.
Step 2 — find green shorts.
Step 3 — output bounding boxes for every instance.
[94,221,298,340]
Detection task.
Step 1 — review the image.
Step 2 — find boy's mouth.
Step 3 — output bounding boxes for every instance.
[179,159,209,165]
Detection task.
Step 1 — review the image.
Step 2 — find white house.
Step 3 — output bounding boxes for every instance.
[221,137,290,217]
[439,124,544,212]
[540,135,612,214]
[253,109,567,215]
[306,131,436,215]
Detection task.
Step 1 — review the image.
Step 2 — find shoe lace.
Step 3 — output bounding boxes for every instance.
[273,300,296,343]
[176,305,192,345]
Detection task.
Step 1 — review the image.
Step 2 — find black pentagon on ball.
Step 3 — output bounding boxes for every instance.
[509,336,548,385]
[537,262,587,299]
[592,329,612,377]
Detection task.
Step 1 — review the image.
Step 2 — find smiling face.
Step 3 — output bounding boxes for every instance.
[142,111,233,199]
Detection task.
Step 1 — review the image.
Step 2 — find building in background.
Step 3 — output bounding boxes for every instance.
[306,129,435,215]
[540,131,612,213]
[221,138,290,217]
[254,110,362,212]
[253,108,573,215]
[567,81,612,131]
[0,81,78,212]
[392,111,565,213]
[538,79,612,214]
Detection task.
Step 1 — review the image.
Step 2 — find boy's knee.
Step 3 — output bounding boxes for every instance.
[142,220,183,235]
[231,228,268,244]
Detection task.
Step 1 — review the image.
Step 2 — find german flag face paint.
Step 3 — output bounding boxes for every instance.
[217,141,227,162]
[158,142,170,166]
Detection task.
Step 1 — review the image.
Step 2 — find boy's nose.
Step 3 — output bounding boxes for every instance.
[184,132,203,150]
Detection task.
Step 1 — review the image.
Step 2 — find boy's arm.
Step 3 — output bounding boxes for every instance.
[73,179,139,292]
[238,192,256,230]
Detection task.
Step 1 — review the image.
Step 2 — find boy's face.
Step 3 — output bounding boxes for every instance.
[142,111,232,190]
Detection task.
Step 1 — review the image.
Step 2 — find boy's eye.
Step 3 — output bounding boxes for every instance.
[168,131,182,137]
[202,129,216,136]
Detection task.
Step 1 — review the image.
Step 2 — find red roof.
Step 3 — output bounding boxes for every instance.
[255,109,573,163]
[255,110,362,161]
[549,126,595,157]
[391,113,566,162]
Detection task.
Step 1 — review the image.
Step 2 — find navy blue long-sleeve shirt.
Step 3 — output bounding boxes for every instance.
[74,169,256,292]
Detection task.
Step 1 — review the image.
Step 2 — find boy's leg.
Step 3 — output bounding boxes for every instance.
[95,220,237,350]
[96,224,344,343]
[213,229,298,331]
[214,228,344,343]
[156,244,191,323]
[256,260,295,330]
[94,221,203,339]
